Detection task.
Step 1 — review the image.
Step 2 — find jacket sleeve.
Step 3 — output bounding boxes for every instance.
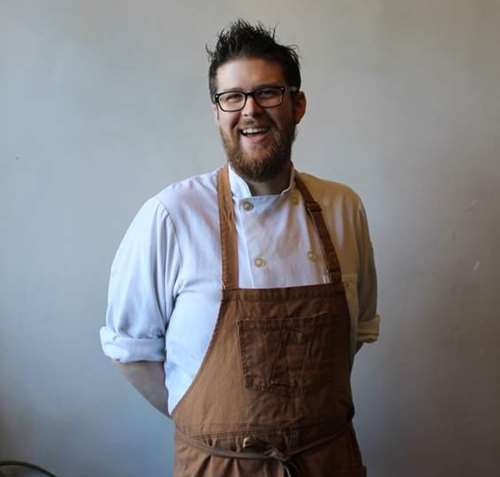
[100,197,181,363]
[355,200,380,344]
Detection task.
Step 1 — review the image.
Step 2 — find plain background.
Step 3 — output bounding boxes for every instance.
[1,1,499,476]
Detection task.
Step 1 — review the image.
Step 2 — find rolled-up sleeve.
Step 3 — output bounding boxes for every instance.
[100,197,180,363]
[356,201,380,344]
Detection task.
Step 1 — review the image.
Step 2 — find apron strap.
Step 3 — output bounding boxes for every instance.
[216,166,342,289]
[176,419,355,477]
[217,166,239,290]
[294,175,342,283]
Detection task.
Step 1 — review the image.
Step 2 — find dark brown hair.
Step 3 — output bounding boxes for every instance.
[206,19,301,101]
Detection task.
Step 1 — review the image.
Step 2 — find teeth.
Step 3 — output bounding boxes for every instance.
[241,127,269,136]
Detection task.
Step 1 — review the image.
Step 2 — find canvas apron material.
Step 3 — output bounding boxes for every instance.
[171,166,366,477]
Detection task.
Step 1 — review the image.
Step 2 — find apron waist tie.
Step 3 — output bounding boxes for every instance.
[176,420,353,477]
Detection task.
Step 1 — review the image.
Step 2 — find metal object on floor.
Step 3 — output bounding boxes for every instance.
[0,461,57,477]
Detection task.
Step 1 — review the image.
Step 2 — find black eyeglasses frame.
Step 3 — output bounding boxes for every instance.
[213,86,299,112]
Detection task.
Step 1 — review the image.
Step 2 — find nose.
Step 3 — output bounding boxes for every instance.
[241,94,264,116]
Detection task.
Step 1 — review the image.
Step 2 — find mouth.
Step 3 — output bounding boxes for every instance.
[239,126,271,139]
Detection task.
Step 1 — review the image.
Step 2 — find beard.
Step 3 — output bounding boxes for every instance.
[219,121,297,183]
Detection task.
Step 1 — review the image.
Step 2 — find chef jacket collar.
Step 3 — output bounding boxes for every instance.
[227,163,296,199]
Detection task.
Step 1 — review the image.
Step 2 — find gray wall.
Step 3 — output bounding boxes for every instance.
[1,1,499,476]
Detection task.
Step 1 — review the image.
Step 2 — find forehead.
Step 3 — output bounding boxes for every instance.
[216,57,286,91]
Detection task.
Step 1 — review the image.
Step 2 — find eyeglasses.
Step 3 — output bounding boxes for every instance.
[213,86,298,112]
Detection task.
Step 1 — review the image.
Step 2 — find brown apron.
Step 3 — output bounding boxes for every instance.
[172,166,366,476]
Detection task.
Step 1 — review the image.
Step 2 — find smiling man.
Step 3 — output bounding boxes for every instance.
[101,20,380,477]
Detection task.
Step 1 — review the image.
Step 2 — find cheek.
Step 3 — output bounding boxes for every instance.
[271,109,292,129]
[274,118,291,133]
[224,111,240,128]
[220,120,240,142]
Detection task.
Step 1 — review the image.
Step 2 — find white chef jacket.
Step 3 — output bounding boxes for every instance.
[100,165,380,414]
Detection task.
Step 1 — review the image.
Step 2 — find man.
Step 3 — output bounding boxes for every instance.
[101,20,380,477]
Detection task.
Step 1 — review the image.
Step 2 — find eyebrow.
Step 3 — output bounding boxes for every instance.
[218,83,285,94]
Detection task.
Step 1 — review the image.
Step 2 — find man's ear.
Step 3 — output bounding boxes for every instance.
[293,91,306,124]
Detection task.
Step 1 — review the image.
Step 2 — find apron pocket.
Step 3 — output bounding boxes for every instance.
[237,313,337,396]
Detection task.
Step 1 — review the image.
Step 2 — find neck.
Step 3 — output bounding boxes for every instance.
[243,162,293,196]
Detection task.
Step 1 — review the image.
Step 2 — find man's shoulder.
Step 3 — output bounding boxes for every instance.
[154,168,220,213]
[297,171,363,211]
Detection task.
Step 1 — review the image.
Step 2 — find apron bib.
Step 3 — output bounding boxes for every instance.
[172,166,366,476]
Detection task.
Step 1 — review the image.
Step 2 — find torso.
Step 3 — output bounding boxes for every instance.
[155,166,366,412]
[171,166,366,477]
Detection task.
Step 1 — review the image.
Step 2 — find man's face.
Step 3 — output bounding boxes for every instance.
[213,57,306,182]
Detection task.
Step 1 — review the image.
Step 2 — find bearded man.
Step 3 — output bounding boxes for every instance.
[101,19,380,477]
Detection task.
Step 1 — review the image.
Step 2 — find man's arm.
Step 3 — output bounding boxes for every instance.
[100,200,177,417]
[113,360,170,418]
[355,200,380,346]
